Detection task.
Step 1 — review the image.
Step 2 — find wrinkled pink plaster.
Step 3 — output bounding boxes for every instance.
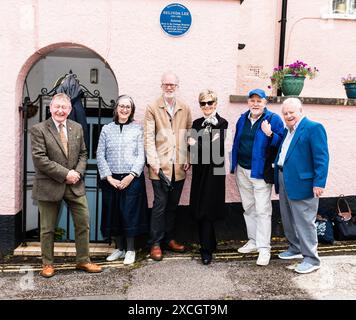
[1,0,355,214]
[0,0,239,214]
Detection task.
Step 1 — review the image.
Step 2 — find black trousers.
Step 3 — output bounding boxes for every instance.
[149,178,185,246]
[198,219,217,253]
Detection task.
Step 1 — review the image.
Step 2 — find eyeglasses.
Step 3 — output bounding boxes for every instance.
[52,104,70,110]
[118,105,132,110]
[162,83,178,88]
[199,101,215,107]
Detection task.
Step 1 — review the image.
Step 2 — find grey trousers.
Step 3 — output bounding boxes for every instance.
[278,171,320,266]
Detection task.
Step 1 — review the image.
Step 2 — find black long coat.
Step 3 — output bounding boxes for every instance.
[189,113,228,221]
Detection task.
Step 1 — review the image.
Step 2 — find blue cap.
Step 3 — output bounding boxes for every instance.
[248,89,266,99]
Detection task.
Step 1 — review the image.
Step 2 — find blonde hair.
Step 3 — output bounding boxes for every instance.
[198,89,218,103]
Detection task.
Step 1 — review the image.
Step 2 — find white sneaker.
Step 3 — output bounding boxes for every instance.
[256,250,271,266]
[123,250,136,265]
[106,249,125,262]
[237,241,258,254]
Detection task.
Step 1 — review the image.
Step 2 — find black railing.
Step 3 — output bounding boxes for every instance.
[20,73,117,245]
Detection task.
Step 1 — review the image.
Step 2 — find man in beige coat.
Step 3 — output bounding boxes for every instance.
[30,93,102,277]
[144,71,192,261]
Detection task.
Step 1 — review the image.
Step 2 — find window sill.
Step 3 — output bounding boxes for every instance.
[229,95,356,106]
[321,14,356,20]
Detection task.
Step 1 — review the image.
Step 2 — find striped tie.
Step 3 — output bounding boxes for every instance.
[59,123,68,157]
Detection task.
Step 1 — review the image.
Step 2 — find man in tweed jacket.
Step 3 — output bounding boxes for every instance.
[30,93,102,277]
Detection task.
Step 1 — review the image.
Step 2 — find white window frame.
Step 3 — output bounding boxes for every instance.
[322,0,356,19]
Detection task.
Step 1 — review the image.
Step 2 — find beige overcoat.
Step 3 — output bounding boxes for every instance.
[144,96,192,181]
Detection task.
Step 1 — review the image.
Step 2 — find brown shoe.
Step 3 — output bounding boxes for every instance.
[76,262,102,273]
[167,240,185,252]
[39,265,55,278]
[150,245,163,261]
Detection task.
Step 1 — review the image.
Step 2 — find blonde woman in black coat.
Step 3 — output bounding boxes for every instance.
[188,90,228,265]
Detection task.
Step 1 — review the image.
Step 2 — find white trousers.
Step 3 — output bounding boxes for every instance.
[236,165,272,250]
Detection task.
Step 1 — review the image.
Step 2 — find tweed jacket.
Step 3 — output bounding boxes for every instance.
[144,96,192,181]
[30,118,87,201]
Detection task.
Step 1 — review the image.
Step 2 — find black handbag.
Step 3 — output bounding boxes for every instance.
[333,195,356,240]
[316,214,334,244]
[263,145,278,184]
[263,114,279,184]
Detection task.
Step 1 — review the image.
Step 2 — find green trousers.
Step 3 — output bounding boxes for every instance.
[37,186,90,265]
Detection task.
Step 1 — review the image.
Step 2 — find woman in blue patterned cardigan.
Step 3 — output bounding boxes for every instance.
[97,95,148,265]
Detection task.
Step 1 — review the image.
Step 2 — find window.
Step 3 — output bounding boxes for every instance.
[332,0,355,15]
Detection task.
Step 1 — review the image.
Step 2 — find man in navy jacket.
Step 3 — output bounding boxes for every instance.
[275,98,329,274]
[230,89,284,266]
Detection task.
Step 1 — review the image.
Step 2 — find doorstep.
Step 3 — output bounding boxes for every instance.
[13,242,115,257]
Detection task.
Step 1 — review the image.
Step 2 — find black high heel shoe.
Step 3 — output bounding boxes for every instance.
[200,249,212,265]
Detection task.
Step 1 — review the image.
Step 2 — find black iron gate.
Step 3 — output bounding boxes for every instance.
[20,73,117,244]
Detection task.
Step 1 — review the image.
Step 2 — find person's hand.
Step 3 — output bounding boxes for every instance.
[183,163,191,171]
[107,176,121,189]
[313,187,324,198]
[151,165,160,175]
[66,170,80,184]
[261,120,273,137]
[188,137,196,146]
[118,174,134,190]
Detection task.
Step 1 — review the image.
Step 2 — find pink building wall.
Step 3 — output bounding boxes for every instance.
[236,0,356,98]
[1,0,356,216]
[0,0,240,215]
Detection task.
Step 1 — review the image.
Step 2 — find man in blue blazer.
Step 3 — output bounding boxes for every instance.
[275,98,329,274]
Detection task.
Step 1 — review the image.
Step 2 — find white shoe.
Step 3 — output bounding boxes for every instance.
[106,249,125,262]
[123,251,136,265]
[256,250,271,266]
[238,241,258,254]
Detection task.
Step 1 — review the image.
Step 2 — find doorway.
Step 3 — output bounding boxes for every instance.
[22,45,118,243]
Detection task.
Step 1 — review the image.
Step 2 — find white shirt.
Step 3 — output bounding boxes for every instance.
[52,118,68,140]
[277,116,305,167]
[164,98,175,118]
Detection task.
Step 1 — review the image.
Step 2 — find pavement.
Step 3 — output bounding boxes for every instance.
[1,240,356,301]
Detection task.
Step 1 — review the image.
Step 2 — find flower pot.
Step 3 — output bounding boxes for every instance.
[281,74,305,96]
[344,83,356,99]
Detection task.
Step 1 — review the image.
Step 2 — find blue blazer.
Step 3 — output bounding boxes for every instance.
[230,108,284,178]
[274,117,329,200]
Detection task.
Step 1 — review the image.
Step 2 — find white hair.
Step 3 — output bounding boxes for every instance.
[282,98,303,114]
[161,71,179,85]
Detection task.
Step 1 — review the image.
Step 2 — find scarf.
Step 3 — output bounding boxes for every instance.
[202,112,218,133]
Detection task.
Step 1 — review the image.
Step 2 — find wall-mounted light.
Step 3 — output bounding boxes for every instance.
[238,43,246,50]
[90,68,98,84]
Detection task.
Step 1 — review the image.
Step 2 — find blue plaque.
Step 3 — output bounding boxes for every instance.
[160,3,192,37]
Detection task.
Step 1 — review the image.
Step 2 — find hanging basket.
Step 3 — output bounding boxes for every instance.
[344,83,356,99]
[281,74,305,96]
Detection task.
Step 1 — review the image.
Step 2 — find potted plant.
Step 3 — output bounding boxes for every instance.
[269,60,319,96]
[342,74,356,99]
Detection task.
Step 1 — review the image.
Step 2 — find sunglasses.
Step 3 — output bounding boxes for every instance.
[199,101,215,107]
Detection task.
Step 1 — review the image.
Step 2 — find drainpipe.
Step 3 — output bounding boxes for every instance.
[277,0,288,97]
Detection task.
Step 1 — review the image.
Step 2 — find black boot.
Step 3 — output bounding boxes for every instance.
[200,248,212,265]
